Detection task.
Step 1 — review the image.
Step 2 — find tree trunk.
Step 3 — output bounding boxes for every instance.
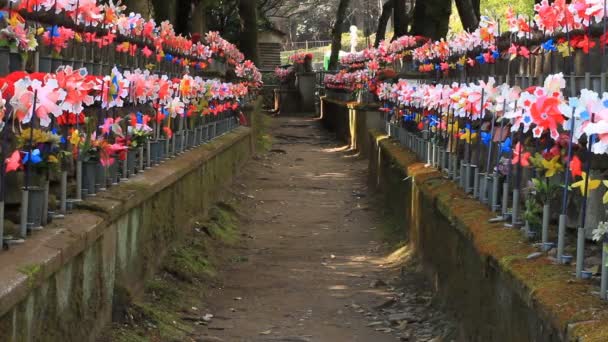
[191,0,208,35]
[472,0,480,18]
[393,0,408,38]
[329,0,351,71]
[238,0,260,65]
[455,0,480,32]
[375,1,393,47]
[410,0,451,40]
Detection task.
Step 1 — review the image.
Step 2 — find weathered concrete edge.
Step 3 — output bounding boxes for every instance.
[0,127,251,319]
[369,129,608,341]
[77,127,251,222]
[321,96,381,110]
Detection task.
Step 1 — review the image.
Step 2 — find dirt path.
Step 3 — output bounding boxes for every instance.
[197,117,457,342]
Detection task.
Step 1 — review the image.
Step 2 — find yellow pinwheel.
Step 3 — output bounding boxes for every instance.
[459,128,477,144]
[571,172,601,196]
[69,130,81,146]
[541,155,564,178]
[603,181,608,204]
[447,121,459,135]
[457,56,466,66]
[557,42,571,58]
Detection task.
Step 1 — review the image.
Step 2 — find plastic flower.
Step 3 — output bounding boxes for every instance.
[592,221,608,241]
[459,126,477,143]
[571,172,601,196]
[512,142,531,167]
[69,129,81,146]
[5,150,21,173]
[570,155,583,177]
[541,155,563,177]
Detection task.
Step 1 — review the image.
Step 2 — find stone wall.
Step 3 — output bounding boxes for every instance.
[320,97,383,158]
[0,120,256,341]
[367,130,608,341]
[319,100,608,341]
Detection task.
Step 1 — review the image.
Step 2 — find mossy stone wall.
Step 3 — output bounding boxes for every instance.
[367,130,608,341]
[0,124,254,341]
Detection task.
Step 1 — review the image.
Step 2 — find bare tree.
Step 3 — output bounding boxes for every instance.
[238,0,260,65]
[328,0,351,70]
[393,0,408,38]
[374,0,393,47]
[455,0,480,32]
[410,0,451,40]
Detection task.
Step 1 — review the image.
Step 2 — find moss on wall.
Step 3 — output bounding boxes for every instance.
[368,129,608,342]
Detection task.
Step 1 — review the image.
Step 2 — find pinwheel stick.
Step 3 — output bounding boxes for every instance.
[476,89,485,168]
[603,0,608,91]
[575,115,596,278]
[557,112,576,262]
[510,123,524,227]
[24,91,38,191]
[0,111,12,246]
[484,112,496,176]
[580,114,596,231]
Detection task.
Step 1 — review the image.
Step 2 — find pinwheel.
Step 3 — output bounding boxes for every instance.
[570,155,583,177]
[5,150,21,173]
[22,149,42,165]
[29,78,67,127]
[10,77,35,124]
[100,67,130,109]
[542,155,564,177]
[459,125,477,143]
[571,171,601,195]
[512,142,531,167]
[528,88,568,139]
[55,66,95,114]
[42,26,75,53]
[481,131,492,146]
[166,97,185,118]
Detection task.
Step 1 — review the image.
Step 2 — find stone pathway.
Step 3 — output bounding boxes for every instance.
[196,116,459,342]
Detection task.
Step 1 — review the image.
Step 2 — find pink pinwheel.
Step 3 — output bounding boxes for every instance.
[74,0,104,26]
[529,92,567,139]
[100,118,118,135]
[5,150,21,173]
[10,78,34,124]
[534,0,561,32]
[142,46,153,58]
[55,66,95,114]
[584,92,608,154]
[512,142,531,167]
[508,44,518,58]
[519,46,530,59]
[30,78,67,127]
[166,97,185,118]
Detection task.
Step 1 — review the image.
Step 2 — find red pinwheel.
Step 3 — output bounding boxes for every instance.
[570,155,583,177]
[5,151,21,173]
[512,142,531,167]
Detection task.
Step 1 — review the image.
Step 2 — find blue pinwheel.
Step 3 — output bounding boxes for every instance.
[47,25,60,38]
[403,113,416,122]
[481,131,492,146]
[499,137,512,153]
[542,39,556,52]
[22,149,42,165]
[475,54,485,65]
[51,128,66,144]
[492,50,500,60]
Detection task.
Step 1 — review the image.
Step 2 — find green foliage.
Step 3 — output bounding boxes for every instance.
[530,177,562,205]
[524,198,542,230]
[449,0,535,34]
[18,264,42,289]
